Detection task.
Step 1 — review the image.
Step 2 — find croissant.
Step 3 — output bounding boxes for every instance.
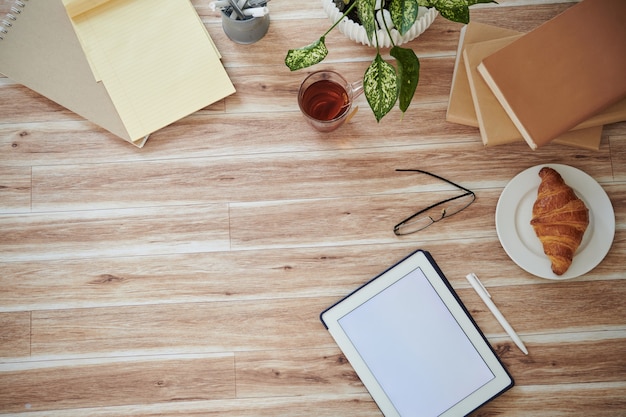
[530,167,589,275]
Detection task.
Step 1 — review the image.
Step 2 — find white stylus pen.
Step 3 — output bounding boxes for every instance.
[466,273,529,355]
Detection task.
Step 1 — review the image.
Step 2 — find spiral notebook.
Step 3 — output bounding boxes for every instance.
[0,0,235,147]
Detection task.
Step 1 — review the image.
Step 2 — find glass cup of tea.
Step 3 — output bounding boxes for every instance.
[298,70,364,132]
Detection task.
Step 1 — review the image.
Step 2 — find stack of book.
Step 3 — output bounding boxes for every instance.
[447,0,626,150]
[0,0,235,147]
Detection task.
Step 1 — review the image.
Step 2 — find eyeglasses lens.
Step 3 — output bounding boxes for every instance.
[396,193,475,235]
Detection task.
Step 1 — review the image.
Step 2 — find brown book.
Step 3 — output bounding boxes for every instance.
[446,22,519,127]
[477,0,626,149]
[463,36,604,150]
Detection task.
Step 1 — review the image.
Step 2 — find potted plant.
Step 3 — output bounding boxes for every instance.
[285,0,494,122]
[321,0,439,48]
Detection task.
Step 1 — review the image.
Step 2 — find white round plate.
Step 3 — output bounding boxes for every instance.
[495,164,615,280]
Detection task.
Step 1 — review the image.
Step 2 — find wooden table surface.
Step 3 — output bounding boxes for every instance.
[1,0,625,415]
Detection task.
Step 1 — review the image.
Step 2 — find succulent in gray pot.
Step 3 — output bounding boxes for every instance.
[285,0,495,122]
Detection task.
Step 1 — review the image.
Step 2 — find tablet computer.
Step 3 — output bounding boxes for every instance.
[321,249,513,416]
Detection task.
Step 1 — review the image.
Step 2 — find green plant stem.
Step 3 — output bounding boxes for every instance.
[381,3,397,49]
[323,1,359,37]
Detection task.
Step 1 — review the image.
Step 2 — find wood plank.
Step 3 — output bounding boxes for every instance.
[607,184,626,227]
[0,354,235,413]
[0,243,419,312]
[1,106,619,171]
[604,122,626,139]
[0,110,626,172]
[609,134,626,181]
[469,2,575,34]
[0,238,523,313]
[502,337,626,385]
[0,165,31,213]
[3,109,619,175]
[0,395,381,417]
[0,204,230,262]
[0,312,30,358]
[0,120,148,163]
[194,0,328,22]
[229,190,497,249]
[29,141,612,211]
[0,79,79,123]
[1,231,623,312]
[0,101,478,167]
[236,347,366,398]
[29,298,337,359]
[473,382,626,417]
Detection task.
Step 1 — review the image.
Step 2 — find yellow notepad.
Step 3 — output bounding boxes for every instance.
[0,0,235,147]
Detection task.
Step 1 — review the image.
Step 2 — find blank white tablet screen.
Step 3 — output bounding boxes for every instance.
[338,266,495,416]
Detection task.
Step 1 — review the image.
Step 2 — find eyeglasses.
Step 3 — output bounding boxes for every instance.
[393,169,476,236]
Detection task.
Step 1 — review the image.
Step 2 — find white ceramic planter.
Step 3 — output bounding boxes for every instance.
[322,0,438,48]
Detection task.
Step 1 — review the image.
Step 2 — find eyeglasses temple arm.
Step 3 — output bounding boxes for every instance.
[395,169,474,194]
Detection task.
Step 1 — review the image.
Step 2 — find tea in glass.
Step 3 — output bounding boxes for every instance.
[300,79,350,121]
[297,70,364,132]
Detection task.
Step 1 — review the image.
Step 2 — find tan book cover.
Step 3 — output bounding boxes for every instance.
[446,22,519,127]
[0,0,235,147]
[464,36,604,150]
[477,0,626,149]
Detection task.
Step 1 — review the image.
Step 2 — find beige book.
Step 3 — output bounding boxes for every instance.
[477,0,626,149]
[446,22,519,127]
[463,36,604,150]
[0,0,235,147]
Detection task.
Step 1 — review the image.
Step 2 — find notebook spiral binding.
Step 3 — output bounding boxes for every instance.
[0,0,28,40]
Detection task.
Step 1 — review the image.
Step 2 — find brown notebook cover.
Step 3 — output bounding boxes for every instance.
[446,22,520,127]
[477,0,626,149]
[464,36,604,150]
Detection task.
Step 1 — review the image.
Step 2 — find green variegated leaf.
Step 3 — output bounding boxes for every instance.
[438,0,470,24]
[390,0,419,35]
[417,0,495,24]
[424,0,468,24]
[284,37,329,71]
[468,0,497,5]
[364,54,398,122]
[356,0,377,44]
[390,46,419,112]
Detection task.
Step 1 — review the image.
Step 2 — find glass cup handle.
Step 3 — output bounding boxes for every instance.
[350,79,364,100]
